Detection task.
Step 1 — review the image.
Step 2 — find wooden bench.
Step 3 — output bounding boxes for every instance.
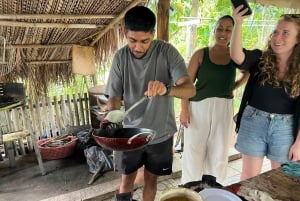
[0,103,46,175]
[1,128,46,175]
[1,130,30,167]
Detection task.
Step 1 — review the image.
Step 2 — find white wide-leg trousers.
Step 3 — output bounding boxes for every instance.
[181,97,234,184]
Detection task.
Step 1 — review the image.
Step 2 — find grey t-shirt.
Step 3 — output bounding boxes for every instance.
[105,40,188,144]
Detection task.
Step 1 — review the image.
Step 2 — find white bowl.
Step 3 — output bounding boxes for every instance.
[159,187,203,201]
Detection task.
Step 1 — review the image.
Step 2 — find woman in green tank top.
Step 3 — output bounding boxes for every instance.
[180,15,249,185]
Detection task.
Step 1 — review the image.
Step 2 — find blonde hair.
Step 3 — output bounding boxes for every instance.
[259,14,300,98]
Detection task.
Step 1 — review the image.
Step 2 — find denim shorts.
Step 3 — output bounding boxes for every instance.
[235,105,294,163]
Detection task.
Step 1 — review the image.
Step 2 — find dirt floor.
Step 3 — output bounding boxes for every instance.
[0,148,121,201]
[0,127,185,201]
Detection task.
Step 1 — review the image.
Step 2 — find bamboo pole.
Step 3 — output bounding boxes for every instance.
[84,93,90,125]
[0,14,115,20]
[72,94,80,126]
[0,20,101,29]
[67,94,75,127]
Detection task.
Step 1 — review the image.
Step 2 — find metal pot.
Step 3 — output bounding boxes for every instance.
[92,127,156,151]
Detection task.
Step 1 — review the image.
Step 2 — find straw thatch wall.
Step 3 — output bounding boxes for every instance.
[0,0,298,100]
[0,0,149,100]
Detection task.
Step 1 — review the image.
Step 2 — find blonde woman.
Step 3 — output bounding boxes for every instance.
[230,6,300,180]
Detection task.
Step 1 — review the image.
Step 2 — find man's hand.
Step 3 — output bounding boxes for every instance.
[144,80,168,97]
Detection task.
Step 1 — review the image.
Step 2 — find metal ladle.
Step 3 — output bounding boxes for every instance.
[105,96,148,123]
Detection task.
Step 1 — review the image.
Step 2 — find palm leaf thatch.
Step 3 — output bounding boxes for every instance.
[0,0,148,100]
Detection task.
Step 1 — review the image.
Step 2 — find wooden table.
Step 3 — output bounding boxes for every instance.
[238,167,300,201]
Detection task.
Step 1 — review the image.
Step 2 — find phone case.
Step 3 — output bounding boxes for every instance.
[231,0,252,16]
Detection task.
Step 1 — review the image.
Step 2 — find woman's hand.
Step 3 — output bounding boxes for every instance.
[179,109,190,128]
[289,133,300,161]
[230,5,249,65]
[232,5,251,25]
[289,143,300,161]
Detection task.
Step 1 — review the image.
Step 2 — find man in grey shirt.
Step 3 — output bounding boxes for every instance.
[105,6,195,201]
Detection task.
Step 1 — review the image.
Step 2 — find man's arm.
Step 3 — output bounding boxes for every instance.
[170,76,196,99]
[144,77,195,99]
[233,70,250,90]
[107,96,122,111]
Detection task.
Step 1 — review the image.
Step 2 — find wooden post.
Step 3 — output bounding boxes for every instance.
[157,0,170,41]
[24,111,46,175]
[73,94,80,126]
[84,93,90,125]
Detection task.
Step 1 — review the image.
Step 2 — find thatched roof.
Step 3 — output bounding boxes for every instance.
[249,0,300,9]
[0,0,149,99]
[0,0,298,100]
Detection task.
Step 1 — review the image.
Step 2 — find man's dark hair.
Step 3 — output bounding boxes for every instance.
[124,6,156,32]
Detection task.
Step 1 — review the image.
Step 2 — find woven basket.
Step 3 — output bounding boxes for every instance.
[38,136,77,160]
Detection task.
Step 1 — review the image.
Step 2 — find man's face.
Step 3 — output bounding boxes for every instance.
[125,29,155,59]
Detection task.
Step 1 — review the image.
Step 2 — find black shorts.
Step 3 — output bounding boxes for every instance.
[115,137,173,175]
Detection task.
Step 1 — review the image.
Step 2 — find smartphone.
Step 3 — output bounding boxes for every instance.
[231,0,252,16]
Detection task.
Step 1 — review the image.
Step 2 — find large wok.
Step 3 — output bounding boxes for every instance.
[92,127,156,151]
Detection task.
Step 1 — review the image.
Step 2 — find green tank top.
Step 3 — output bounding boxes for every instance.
[190,47,236,102]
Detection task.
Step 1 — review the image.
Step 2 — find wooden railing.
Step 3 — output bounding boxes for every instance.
[0,93,91,157]
[27,93,90,138]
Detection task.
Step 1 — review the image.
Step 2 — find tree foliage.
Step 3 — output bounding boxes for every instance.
[149,0,299,115]
[149,0,300,60]
[50,1,299,97]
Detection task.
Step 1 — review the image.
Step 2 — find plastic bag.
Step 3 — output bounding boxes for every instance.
[84,146,113,174]
[76,128,98,149]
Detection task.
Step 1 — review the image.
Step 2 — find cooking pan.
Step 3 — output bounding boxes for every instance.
[92,127,156,151]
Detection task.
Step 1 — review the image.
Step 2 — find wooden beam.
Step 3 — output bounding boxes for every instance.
[157,0,170,41]
[12,44,74,49]
[26,60,71,65]
[90,0,143,46]
[0,21,103,29]
[0,14,115,20]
